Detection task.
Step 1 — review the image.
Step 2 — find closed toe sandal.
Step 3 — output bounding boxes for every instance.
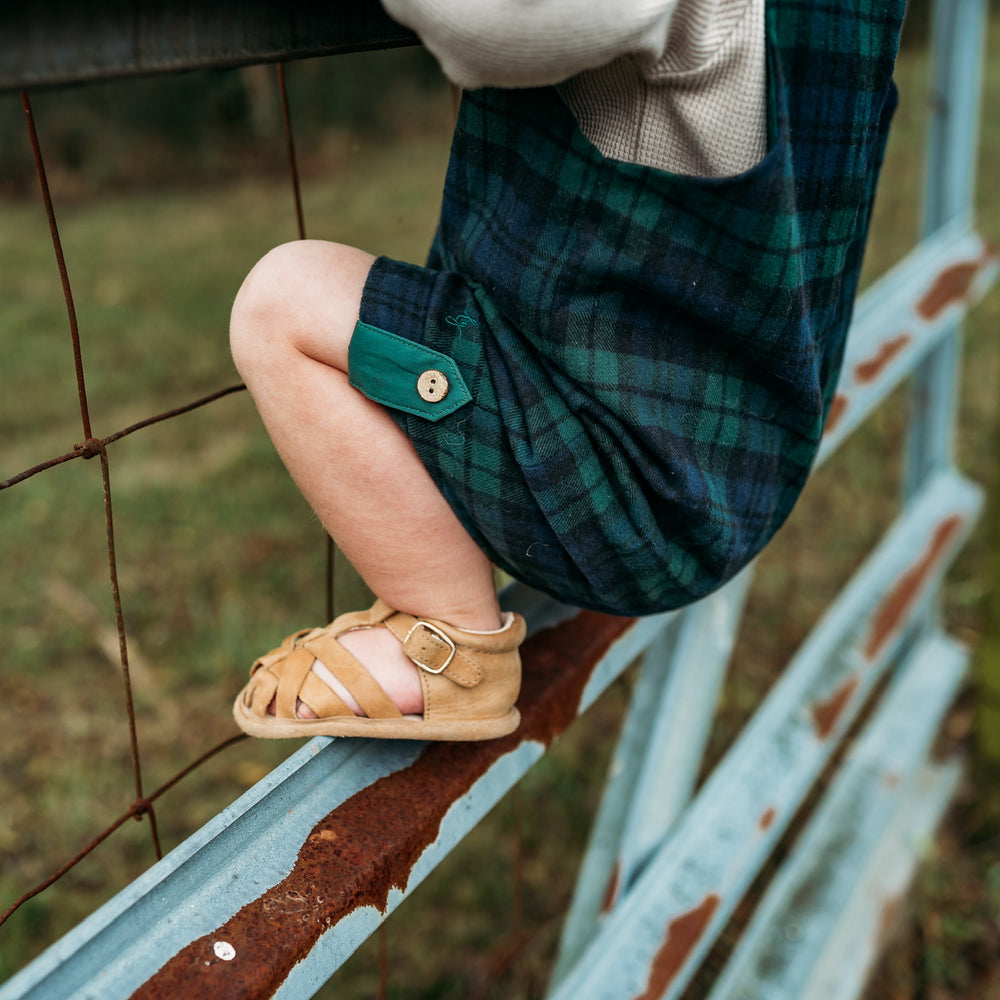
[233,599,526,741]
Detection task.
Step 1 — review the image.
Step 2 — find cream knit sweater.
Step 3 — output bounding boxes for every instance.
[381,0,767,177]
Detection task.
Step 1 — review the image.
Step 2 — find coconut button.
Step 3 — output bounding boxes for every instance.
[417,369,449,402]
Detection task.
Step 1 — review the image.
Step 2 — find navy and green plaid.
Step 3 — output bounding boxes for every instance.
[355,0,905,616]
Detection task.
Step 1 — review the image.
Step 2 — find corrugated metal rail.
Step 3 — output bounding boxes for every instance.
[0,0,995,997]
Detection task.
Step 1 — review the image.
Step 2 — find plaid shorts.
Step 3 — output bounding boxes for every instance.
[350,0,904,616]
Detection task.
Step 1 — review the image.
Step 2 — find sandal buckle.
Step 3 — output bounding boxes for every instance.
[404,620,457,674]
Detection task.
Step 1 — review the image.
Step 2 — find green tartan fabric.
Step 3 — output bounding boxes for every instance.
[353,0,905,615]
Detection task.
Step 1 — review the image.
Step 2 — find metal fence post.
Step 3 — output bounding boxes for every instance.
[904,0,988,499]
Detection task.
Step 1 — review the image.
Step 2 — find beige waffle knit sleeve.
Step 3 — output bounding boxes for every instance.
[381,0,767,177]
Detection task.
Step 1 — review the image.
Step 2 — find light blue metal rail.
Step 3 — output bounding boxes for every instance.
[0,0,995,997]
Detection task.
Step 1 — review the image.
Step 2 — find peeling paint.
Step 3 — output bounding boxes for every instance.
[128,611,633,1000]
[916,249,993,320]
[601,862,620,914]
[823,394,849,437]
[864,515,962,660]
[811,674,859,740]
[853,333,912,384]
[632,895,720,1000]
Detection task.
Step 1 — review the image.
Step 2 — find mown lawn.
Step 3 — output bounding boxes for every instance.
[0,14,998,998]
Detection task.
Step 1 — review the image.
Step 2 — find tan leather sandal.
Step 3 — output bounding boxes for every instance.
[233,599,525,741]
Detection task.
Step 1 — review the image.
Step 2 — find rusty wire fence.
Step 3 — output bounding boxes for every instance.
[0,22,549,994]
[0,48,614,992]
[1,68,304,930]
[1,2,999,999]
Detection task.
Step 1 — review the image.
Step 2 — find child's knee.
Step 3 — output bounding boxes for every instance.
[230,241,302,377]
[229,240,373,379]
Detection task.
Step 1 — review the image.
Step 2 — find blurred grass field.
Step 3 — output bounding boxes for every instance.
[1,11,999,998]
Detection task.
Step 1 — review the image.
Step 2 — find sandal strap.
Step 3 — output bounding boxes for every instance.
[304,632,403,720]
[273,647,315,719]
[332,599,485,687]
[244,656,357,722]
[297,671,354,719]
[252,627,322,672]
[245,616,405,722]
[242,600,522,727]
[383,614,475,686]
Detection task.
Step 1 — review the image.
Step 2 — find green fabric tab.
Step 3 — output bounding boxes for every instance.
[348,321,471,422]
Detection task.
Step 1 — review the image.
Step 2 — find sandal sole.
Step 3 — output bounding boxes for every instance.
[232,697,521,742]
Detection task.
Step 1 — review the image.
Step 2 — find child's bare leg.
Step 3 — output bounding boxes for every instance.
[230,239,502,716]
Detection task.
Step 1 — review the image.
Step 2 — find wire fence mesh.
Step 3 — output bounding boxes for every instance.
[1,57,542,998]
[1,65,312,931]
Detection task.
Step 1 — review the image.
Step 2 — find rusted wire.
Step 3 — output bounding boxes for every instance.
[1,805,138,929]
[511,785,524,942]
[277,62,306,243]
[95,438,162,857]
[102,382,247,445]
[4,92,249,931]
[3,66,316,961]
[0,734,247,929]
[275,60,338,623]
[19,91,159,868]
[378,924,389,1000]
[0,383,247,491]
[0,447,86,491]
[459,789,533,1000]
[326,537,337,622]
[463,920,555,1000]
[20,92,93,441]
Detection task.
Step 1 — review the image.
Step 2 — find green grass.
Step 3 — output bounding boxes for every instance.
[1,16,999,998]
[0,91,457,978]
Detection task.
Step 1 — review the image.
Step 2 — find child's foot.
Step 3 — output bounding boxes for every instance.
[234,601,525,741]
[272,625,425,718]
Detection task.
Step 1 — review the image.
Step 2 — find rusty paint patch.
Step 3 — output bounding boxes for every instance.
[633,894,720,1000]
[811,674,859,740]
[601,861,621,914]
[916,247,994,321]
[864,515,963,661]
[759,806,776,831]
[129,611,633,999]
[823,393,848,437]
[853,333,912,384]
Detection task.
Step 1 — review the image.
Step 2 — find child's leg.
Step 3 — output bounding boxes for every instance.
[230,239,503,716]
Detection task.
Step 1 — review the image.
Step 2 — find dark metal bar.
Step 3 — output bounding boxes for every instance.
[1,1,418,92]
